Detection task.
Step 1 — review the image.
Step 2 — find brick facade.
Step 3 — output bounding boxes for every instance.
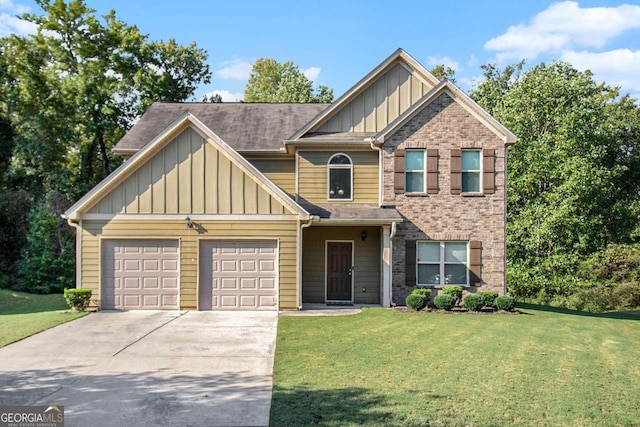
[383,92,507,304]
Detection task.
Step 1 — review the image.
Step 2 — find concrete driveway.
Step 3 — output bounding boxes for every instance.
[0,310,278,427]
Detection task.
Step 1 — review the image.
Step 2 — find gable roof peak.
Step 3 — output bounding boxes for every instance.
[287,48,440,141]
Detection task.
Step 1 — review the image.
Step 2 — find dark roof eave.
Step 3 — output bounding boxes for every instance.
[314,218,403,226]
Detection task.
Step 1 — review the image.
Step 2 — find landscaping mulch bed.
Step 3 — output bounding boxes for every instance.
[393,306,521,314]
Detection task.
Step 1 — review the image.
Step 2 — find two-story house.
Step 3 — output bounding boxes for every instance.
[63,49,517,311]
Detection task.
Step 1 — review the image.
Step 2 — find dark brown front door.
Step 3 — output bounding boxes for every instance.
[327,242,352,301]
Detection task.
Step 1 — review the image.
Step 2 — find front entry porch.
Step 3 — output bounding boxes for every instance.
[301,225,390,306]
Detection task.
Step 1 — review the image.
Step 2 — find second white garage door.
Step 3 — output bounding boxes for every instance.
[199,240,278,310]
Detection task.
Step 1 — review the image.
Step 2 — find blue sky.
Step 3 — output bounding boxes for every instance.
[2,0,640,101]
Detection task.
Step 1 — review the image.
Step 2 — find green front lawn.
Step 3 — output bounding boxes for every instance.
[0,289,88,347]
[271,305,640,426]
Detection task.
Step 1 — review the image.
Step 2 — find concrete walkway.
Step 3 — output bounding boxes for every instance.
[0,310,278,427]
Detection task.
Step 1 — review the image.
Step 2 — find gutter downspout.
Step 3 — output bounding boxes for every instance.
[365,137,383,207]
[65,217,82,290]
[389,221,397,306]
[298,215,319,310]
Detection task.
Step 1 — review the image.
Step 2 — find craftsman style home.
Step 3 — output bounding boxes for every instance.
[63,49,517,311]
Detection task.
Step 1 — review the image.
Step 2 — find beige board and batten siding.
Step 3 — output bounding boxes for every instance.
[316,61,432,133]
[248,158,295,195]
[81,220,298,310]
[88,127,288,216]
[302,226,381,304]
[297,150,379,204]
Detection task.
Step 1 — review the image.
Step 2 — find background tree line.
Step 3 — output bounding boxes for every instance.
[1,0,639,311]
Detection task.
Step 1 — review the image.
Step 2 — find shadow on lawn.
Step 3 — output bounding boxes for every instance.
[270,385,419,426]
[518,303,640,320]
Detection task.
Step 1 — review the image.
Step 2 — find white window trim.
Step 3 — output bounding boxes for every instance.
[416,241,469,286]
[405,149,426,194]
[461,149,482,194]
[327,153,354,201]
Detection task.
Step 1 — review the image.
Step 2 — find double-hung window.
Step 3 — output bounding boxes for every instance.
[405,150,425,193]
[328,153,353,200]
[461,150,481,193]
[417,241,468,286]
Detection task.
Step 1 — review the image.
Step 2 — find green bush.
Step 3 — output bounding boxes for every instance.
[406,294,428,311]
[611,282,640,309]
[434,294,457,311]
[441,286,463,304]
[463,294,484,311]
[405,288,431,311]
[411,288,432,297]
[64,288,92,312]
[564,282,640,312]
[494,295,516,311]
[477,291,498,307]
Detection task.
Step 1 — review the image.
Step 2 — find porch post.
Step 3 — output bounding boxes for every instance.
[382,225,391,307]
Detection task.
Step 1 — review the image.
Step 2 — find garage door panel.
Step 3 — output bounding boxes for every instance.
[102,240,179,310]
[200,240,277,311]
[260,278,275,289]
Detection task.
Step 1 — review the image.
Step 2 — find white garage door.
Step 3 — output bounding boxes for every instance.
[102,240,179,310]
[199,240,277,310]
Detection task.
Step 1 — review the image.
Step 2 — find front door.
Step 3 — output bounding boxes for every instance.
[326,242,353,302]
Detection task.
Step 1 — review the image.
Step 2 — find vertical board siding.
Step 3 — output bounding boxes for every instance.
[87,127,289,215]
[317,62,432,134]
[248,159,296,195]
[298,150,379,204]
[81,220,299,310]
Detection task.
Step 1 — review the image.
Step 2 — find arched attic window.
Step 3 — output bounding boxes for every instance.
[327,153,353,201]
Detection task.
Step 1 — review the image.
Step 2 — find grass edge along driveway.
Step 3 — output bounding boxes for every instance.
[271,305,640,427]
[0,289,88,347]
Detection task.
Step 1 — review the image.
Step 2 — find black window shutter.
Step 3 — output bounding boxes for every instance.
[469,240,482,286]
[426,149,439,194]
[394,148,405,194]
[450,149,461,195]
[405,239,416,287]
[483,149,495,194]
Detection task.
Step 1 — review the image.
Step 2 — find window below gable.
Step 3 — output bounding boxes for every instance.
[405,150,425,193]
[328,153,353,200]
[461,150,481,193]
[394,148,439,195]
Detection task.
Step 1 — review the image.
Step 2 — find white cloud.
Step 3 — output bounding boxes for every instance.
[302,66,321,82]
[485,1,640,61]
[204,89,243,102]
[561,49,640,97]
[0,12,36,36]
[0,0,29,14]
[0,1,35,36]
[216,59,252,81]
[426,55,460,71]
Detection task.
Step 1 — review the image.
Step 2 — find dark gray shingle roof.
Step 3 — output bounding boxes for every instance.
[115,102,329,153]
[299,201,403,223]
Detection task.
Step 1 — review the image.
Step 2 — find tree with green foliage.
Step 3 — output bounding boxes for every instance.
[244,58,333,103]
[472,61,640,301]
[19,193,75,294]
[429,64,457,83]
[1,0,211,198]
[0,0,212,293]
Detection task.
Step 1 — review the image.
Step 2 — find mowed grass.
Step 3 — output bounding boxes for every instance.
[271,305,640,427]
[0,289,88,347]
